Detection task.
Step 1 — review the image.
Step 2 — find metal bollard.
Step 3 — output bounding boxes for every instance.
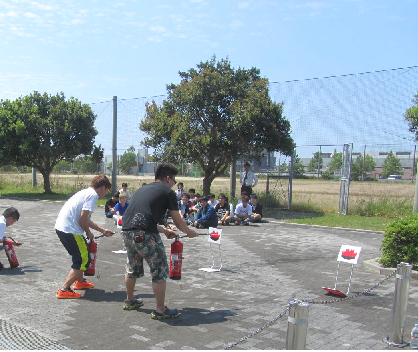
[386,262,413,347]
[286,300,310,350]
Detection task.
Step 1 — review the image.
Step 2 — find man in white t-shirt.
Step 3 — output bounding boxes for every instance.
[0,207,21,270]
[55,175,114,299]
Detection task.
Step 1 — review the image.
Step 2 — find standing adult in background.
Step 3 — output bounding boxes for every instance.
[55,175,114,299]
[240,162,258,195]
[121,163,198,318]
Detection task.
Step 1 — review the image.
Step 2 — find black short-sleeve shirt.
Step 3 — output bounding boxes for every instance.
[122,182,179,233]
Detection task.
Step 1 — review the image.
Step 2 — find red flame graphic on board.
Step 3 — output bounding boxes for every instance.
[341,249,357,260]
[210,230,220,241]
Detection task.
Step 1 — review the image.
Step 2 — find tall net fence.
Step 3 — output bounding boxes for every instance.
[89,66,418,160]
[90,95,166,156]
[268,66,418,158]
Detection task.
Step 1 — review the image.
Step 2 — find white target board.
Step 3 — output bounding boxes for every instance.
[208,227,222,244]
[337,245,362,264]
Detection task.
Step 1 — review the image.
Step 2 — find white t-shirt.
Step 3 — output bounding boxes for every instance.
[0,216,6,240]
[55,187,98,236]
[119,189,131,199]
[235,203,252,216]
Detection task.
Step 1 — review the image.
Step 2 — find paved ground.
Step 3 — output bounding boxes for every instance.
[1,197,418,350]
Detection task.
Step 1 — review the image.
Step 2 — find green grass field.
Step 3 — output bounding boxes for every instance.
[0,173,412,232]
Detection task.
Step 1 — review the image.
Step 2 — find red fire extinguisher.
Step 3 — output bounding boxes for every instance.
[3,238,19,268]
[84,239,97,276]
[169,236,183,280]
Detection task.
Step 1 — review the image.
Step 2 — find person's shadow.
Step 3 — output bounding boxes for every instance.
[83,289,238,326]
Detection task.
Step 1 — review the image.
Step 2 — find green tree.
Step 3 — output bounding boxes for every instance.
[0,91,97,193]
[382,151,403,178]
[92,144,104,173]
[72,155,96,174]
[307,152,323,172]
[277,162,287,174]
[140,56,294,195]
[328,150,342,174]
[351,154,376,180]
[119,146,137,175]
[404,92,418,140]
[53,159,72,173]
[291,153,306,179]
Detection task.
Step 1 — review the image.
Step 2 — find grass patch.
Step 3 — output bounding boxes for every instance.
[0,173,411,232]
[281,213,391,232]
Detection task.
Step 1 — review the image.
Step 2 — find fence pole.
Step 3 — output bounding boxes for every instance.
[112,96,117,194]
[32,167,37,187]
[386,262,413,347]
[286,301,310,350]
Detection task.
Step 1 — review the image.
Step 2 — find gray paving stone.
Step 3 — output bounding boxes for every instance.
[1,198,417,349]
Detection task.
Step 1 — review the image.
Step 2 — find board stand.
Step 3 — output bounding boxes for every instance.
[322,245,362,297]
[322,261,356,297]
[199,227,223,272]
[112,216,127,254]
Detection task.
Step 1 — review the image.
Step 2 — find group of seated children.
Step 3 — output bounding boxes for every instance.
[105,182,263,230]
[176,184,263,229]
[104,183,131,224]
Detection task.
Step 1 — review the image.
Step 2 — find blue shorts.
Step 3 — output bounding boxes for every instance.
[56,230,91,271]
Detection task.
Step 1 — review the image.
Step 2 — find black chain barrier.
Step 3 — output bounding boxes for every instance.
[223,265,401,349]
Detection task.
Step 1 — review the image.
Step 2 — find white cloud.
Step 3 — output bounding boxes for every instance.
[292,2,332,10]
[230,19,243,29]
[23,12,41,19]
[29,1,54,11]
[238,2,250,9]
[70,18,85,25]
[150,26,166,33]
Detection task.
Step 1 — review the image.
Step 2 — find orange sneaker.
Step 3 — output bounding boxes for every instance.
[73,280,94,290]
[56,288,82,299]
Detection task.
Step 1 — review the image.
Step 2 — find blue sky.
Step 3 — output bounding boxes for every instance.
[1,0,417,103]
[1,0,418,160]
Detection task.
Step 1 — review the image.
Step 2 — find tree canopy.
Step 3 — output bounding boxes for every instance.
[351,154,376,180]
[307,152,323,173]
[404,92,418,140]
[382,151,403,178]
[140,56,294,194]
[0,91,97,193]
[119,146,138,174]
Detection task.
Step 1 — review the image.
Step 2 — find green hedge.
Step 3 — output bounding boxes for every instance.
[379,214,418,268]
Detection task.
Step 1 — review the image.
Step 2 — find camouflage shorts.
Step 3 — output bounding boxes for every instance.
[121,230,169,283]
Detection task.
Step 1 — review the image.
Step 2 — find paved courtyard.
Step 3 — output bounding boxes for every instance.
[0,198,417,350]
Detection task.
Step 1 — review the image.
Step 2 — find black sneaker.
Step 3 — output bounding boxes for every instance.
[151,307,179,320]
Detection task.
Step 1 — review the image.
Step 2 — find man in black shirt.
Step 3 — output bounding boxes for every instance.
[121,163,198,319]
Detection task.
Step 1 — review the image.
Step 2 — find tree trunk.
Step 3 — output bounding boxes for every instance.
[40,170,54,194]
[202,177,211,196]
